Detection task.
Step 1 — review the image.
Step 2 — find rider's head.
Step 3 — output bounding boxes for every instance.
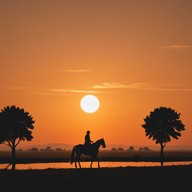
[86,130,90,134]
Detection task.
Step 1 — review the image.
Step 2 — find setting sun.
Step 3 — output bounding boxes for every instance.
[80,95,100,113]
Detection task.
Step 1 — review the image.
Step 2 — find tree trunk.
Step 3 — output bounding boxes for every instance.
[12,145,16,171]
[160,144,164,167]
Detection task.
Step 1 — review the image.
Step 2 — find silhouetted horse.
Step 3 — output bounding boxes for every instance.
[70,138,106,168]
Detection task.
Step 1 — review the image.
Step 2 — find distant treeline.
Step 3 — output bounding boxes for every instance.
[21,145,151,152]
[1,150,192,164]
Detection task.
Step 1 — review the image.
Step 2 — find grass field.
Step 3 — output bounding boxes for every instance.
[1,165,192,192]
[1,151,192,191]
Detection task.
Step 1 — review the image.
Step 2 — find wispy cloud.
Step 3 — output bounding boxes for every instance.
[92,82,150,89]
[92,82,192,91]
[22,83,192,97]
[56,69,92,73]
[51,89,99,94]
[2,83,191,96]
[160,44,192,50]
[92,82,129,89]
[32,92,56,95]
[33,88,115,95]
[146,84,192,91]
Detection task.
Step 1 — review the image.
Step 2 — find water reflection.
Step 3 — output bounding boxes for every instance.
[1,161,192,170]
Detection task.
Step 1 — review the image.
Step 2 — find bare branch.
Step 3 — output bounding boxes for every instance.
[15,139,21,147]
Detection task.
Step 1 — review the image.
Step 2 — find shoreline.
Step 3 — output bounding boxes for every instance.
[2,156,192,164]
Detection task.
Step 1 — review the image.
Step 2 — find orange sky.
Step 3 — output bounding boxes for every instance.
[0,0,192,149]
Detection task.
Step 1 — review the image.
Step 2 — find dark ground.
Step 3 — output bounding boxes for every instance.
[1,165,192,192]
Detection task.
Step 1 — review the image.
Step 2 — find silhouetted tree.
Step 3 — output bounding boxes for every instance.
[143,147,151,151]
[127,146,135,152]
[142,106,185,167]
[111,147,117,151]
[0,105,35,170]
[118,147,124,151]
[138,147,151,151]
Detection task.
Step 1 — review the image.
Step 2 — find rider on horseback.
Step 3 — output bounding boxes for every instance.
[84,130,93,151]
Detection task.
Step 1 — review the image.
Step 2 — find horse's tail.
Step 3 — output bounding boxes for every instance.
[70,146,76,164]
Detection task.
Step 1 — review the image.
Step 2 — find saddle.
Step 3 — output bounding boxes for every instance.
[83,143,92,154]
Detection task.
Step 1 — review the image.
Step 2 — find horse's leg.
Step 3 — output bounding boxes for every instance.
[96,156,100,168]
[74,156,77,168]
[75,161,77,168]
[76,153,82,168]
[78,160,81,168]
[75,153,80,168]
[90,156,94,168]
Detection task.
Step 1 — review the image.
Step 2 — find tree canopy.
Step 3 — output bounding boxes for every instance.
[0,105,35,147]
[142,106,185,146]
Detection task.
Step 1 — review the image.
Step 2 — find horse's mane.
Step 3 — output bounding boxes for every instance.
[94,138,104,144]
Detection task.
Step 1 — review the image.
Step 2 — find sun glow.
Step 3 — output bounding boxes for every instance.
[80,95,100,113]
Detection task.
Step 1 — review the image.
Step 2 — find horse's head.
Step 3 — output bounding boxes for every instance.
[99,138,106,148]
